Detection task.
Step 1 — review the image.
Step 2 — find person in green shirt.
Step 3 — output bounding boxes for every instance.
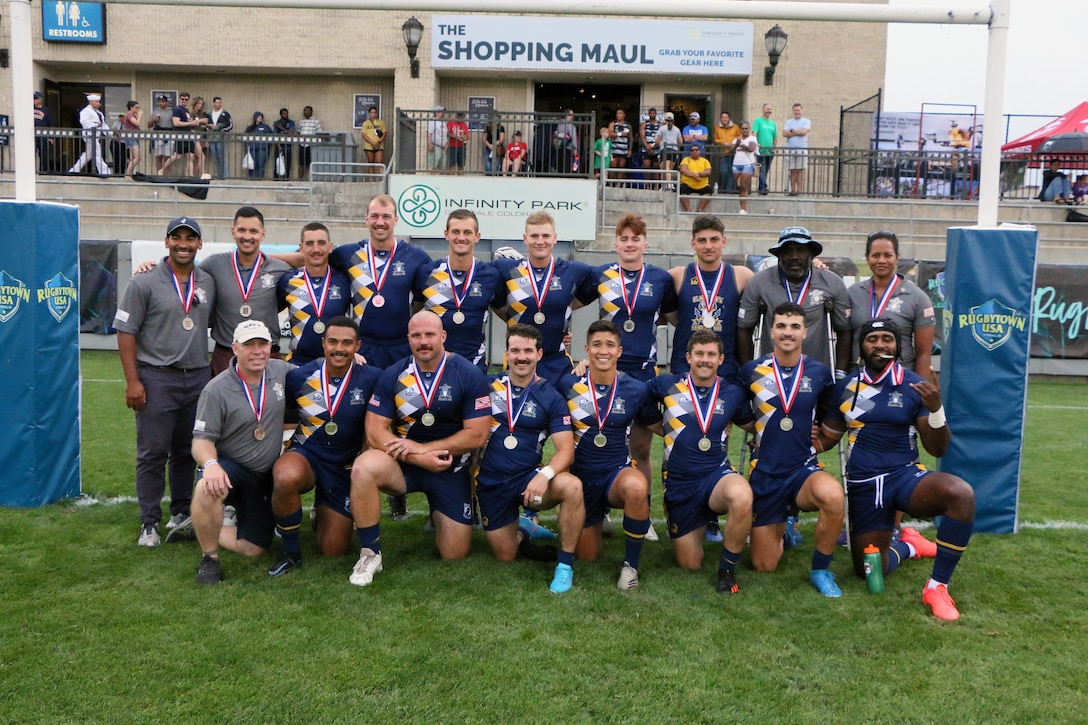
[594,126,612,179]
[752,103,777,195]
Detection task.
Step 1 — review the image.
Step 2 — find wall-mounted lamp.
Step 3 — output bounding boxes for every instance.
[402,16,424,79]
[764,24,789,86]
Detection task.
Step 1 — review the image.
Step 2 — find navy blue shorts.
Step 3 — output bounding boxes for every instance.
[572,465,625,527]
[402,462,474,525]
[663,464,738,538]
[750,460,823,527]
[476,468,539,531]
[217,458,275,549]
[286,445,353,520]
[847,464,932,536]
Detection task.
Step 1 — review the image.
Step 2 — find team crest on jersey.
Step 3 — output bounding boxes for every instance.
[613,398,626,414]
[273,382,285,400]
[809,288,826,305]
[438,383,453,401]
[329,285,342,300]
[312,390,325,402]
[195,286,209,304]
[350,387,366,404]
[640,282,654,297]
[887,297,904,314]
[392,261,407,276]
[469,281,483,296]
[888,391,904,408]
[261,273,276,289]
[800,376,812,393]
[523,400,539,418]
[549,277,562,290]
[38,272,76,323]
[0,270,29,323]
[714,400,726,414]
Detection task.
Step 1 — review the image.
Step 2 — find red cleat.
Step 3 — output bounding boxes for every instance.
[922,584,960,621]
[900,526,937,558]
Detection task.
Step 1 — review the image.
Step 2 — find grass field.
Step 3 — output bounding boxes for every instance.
[2,351,1087,723]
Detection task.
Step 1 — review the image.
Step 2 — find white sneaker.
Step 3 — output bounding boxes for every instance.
[738,209,748,215]
[349,547,384,587]
[645,522,659,542]
[222,505,237,528]
[600,514,615,537]
[137,523,160,547]
[165,513,187,530]
[617,561,639,590]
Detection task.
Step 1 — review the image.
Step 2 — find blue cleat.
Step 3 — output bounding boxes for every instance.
[549,563,574,594]
[810,569,842,598]
[519,514,558,541]
[784,516,804,549]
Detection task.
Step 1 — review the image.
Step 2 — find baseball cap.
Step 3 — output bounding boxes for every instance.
[233,320,272,344]
[434,105,445,111]
[689,112,700,120]
[769,226,823,257]
[158,94,169,101]
[33,91,43,99]
[166,216,202,237]
[664,112,674,121]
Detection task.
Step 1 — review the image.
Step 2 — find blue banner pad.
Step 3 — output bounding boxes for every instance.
[939,226,1038,533]
[0,201,81,506]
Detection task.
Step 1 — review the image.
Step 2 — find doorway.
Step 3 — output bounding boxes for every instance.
[664,94,712,127]
[534,82,641,126]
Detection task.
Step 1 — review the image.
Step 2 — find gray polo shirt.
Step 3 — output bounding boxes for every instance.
[193,359,293,473]
[738,265,851,367]
[113,259,216,368]
[847,275,935,370]
[199,251,292,347]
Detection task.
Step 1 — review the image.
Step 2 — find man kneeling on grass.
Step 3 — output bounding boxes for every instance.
[189,321,291,585]
[817,319,975,621]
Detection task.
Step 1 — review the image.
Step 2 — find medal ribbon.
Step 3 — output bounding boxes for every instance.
[590,377,619,433]
[505,375,538,434]
[860,358,904,386]
[869,275,901,318]
[232,251,264,303]
[366,239,398,297]
[618,265,647,320]
[771,354,805,418]
[303,269,331,319]
[171,269,195,315]
[685,374,720,437]
[447,257,477,312]
[321,361,353,420]
[235,363,266,427]
[696,263,725,319]
[527,258,556,314]
[411,352,448,412]
[782,269,811,305]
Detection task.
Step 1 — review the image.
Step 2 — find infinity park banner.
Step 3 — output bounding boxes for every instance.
[390,175,598,241]
[0,201,82,506]
[431,15,753,75]
[939,226,1038,534]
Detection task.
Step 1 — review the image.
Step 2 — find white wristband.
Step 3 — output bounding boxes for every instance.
[202,459,219,469]
[928,406,947,429]
[539,465,556,481]
[834,369,847,381]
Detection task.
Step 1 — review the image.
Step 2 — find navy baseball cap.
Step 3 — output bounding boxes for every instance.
[33,91,44,99]
[166,216,202,237]
[769,225,823,257]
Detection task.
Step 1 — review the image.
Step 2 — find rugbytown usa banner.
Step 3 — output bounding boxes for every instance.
[0,201,81,506]
[431,15,754,75]
[939,226,1038,534]
[390,175,598,241]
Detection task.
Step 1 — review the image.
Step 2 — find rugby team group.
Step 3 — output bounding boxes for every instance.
[115,194,975,621]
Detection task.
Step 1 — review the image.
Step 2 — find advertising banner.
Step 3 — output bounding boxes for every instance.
[939,227,1038,533]
[389,175,598,241]
[431,15,753,75]
[0,201,81,506]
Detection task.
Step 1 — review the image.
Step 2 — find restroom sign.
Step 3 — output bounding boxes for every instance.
[43,1,107,44]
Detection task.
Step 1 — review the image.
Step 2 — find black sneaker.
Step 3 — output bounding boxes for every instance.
[517,537,558,562]
[716,569,739,595]
[195,555,221,585]
[388,494,409,521]
[267,554,302,578]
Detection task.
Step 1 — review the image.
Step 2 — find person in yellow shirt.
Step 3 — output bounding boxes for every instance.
[680,144,713,212]
[361,106,387,165]
[713,111,742,194]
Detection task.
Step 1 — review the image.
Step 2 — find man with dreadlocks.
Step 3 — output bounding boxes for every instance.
[817,318,976,621]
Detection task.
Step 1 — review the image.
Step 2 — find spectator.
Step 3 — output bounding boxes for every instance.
[732,122,759,214]
[608,109,631,181]
[483,116,505,176]
[447,112,469,174]
[682,111,708,152]
[679,144,712,212]
[273,108,296,179]
[593,126,611,180]
[245,112,274,179]
[1039,159,1074,204]
[361,106,386,166]
[427,106,448,171]
[503,131,527,175]
[752,103,777,195]
[33,91,55,172]
[209,97,233,179]
[149,94,175,174]
[556,109,579,175]
[190,97,211,177]
[1072,174,1088,205]
[296,105,322,179]
[713,111,741,194]
[656,112,683,179]
[782,103,811,196]
[68,93,111,176]
[122,100,143,176]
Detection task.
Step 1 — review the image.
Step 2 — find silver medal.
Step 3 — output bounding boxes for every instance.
[533,311,546,325]
[452,310,466,325]
[698,437,712,452]
[181,316,195,331]
[421,412,436,426]
[240,303,252,318]
[503,435,518,450]
[593,433,607,448]
[623,319,636,333]
[313,321,326,334]
[324,421,339,435]
[779,417,794,432]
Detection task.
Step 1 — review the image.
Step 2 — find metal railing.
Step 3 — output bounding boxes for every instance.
[308,161,387,218]
[2,127,354,181]
[393,109,596,178]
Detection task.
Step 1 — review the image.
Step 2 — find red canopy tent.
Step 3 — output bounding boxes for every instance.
[1002,102,1088,154]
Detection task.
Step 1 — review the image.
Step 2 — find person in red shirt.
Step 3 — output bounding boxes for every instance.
[447,112,469,174]
[503,131,527,176]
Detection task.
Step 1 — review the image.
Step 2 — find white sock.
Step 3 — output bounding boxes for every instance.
[925,578,943,590]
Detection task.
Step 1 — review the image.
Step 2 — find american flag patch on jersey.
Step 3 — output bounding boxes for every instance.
[475,395,490,410]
